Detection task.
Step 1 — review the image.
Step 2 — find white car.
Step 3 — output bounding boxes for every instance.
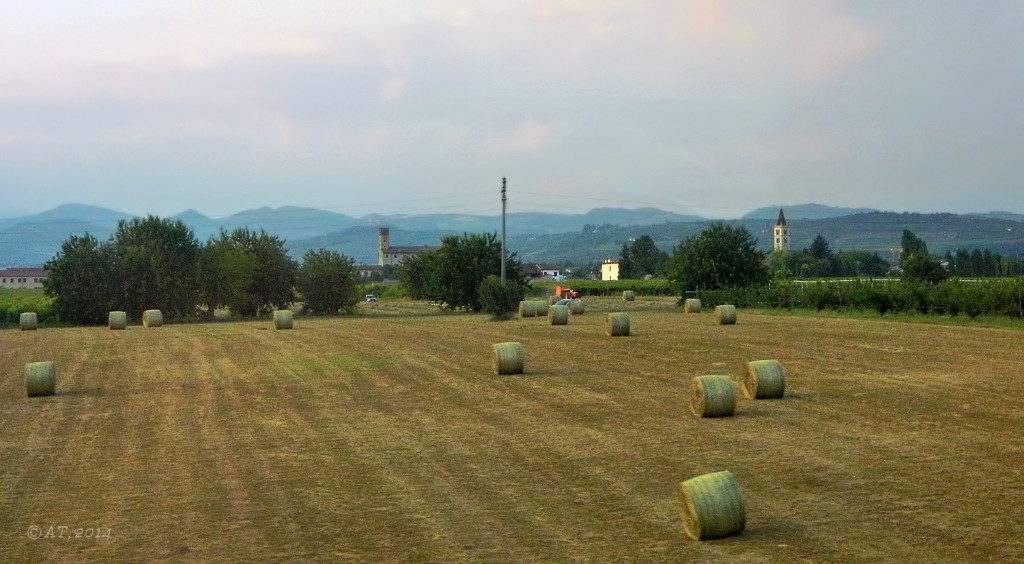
[364,294,378,302]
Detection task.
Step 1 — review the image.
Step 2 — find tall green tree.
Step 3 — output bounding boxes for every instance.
[477,274,526,319]
[197,231,256,316]
[396,251,438,300]
[398,232,529,311]
[44,233,122,325]
[220,228,298,316]
[900,229,948,284]
[114,216,201,319]
[667,223,769,293]
[297,249,359,314]
[620,235,669,279]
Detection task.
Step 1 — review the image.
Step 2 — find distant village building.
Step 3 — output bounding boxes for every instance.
[601,259,620,281]
[0,267,48,289]
[377,227,438,267]
[523,263,564,280]
[773,209,790,252]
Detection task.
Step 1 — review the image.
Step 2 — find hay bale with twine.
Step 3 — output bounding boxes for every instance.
[744,360,786,399]
[518,301,537,318]
[684,298,702,313]
[548,304,569,325]
[623,290,636,301]
[25,361,56,397]
[714,304,737,325]
[568,300,585,315]
[492,342,524,375]
[677,470,746,541]
[605,312,631,336]
[20,312,38,331]
[109,311,127,330]
[273,309,294,330]
[142,309,163,327]
[690,375,736,417]
[532,300,549,316]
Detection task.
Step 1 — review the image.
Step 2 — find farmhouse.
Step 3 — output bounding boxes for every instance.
[523,263,564,280]
[601,259,620,281]
[378,227,438,266]
[0,267,48,289]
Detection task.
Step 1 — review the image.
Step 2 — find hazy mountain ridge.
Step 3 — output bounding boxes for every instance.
[742,203,879,220]
[2,204,1023,268]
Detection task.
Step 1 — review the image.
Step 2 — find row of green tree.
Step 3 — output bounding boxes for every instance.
[45,216,362,324]
[697,278,1024,319]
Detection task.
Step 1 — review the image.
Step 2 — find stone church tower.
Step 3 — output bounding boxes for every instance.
[773,209,790,252]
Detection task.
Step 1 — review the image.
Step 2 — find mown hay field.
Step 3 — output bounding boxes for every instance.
[2,297,1023,561]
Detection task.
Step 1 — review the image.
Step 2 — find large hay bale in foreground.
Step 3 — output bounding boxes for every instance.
[109,311,127,330]
[518,301,537,318]
[25,361,56,397]
[622,290,636,301]
[492,342,524,375]
[548,304,569,325]
[605,312,631,336]
[677,470,746,540]
[744,360,786,399]
[684,299,702,313]
[568,300,585,315]
[273,309,294,330]
[532,300,549,316]
[20,312,37,331]
[690,375,736,417]
[714,304,737,325]
[142,309,163,328]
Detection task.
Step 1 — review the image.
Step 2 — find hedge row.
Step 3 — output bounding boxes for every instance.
[698,278,1024,319]
[529,279,675,297]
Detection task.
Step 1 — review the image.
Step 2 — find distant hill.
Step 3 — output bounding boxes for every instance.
[973,211,1024,223]
[742,203,878,221]
[4,203,1024,268]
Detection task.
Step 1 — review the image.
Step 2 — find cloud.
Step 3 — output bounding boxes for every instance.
[486,121,557,157]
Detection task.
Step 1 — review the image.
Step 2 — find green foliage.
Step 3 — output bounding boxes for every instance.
[618,235,669,279]
[899,229,948,284]
[198,232,256,316]
[696,278,1024,320]
[0,289,54,325]
[667,223,769,293]
[44,233,123,324]
[206,228,297,316]
[477,275,527,319]
[297,249,359,314]
[396,232,529,311]
[114,216,201,319]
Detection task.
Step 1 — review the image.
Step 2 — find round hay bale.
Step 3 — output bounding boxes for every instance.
[492,342,524,375]
[568,300,585,315]
[690,375,736,418]
[677,470,746,540]
[684,298,702,313]
[142,309,163,328]
[518,301,537,318]
[605,312,630,336]
[25,361,56,397]
[548,304,569,325]
[744,360,786,399]
[109,311,127,330]
[20,312,38,331]
[622,290,636,301]
[532,300,549,316]
[714,304,737,325]
[273,309,294,330]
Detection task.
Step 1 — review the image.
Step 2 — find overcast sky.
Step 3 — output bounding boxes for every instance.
[1,1,1021,219]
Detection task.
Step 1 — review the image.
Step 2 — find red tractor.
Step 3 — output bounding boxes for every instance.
[554,285,579,299]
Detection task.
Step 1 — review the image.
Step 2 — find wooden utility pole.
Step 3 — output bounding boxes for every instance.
[500,177,507,286]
